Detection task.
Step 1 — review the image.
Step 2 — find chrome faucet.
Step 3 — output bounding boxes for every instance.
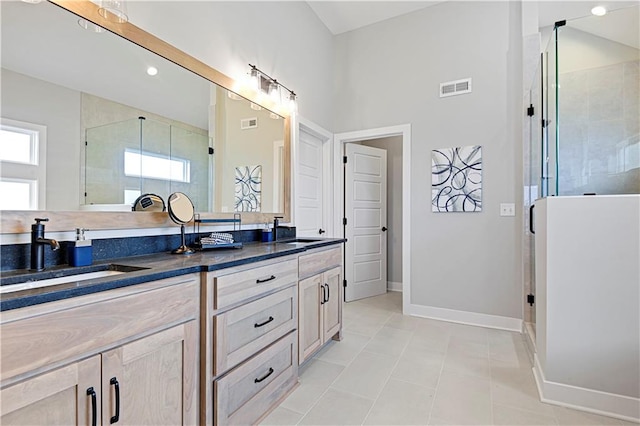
[31,218,60,271]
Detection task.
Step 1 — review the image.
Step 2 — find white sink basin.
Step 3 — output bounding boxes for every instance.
[0,270,126,294]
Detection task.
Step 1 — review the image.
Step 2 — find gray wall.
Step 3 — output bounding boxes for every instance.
[126,1,335,132]
[361,136,403,290]
[1,68,81,211]
[334,1,524,319]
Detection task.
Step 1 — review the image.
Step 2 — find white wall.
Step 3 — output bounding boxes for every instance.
[126,1,335,132]
[334,2,524,322]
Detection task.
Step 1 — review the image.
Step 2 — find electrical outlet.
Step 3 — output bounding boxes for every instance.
[500,203,515,216]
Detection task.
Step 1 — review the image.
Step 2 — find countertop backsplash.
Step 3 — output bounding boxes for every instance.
[1,227,296,272]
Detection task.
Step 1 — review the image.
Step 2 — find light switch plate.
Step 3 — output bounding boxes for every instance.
[500,203,516,216]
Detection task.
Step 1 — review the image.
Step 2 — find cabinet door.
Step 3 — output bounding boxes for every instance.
[298,274,323,364]
[101,321,198,425]
[1,355,101,426]
[323,266,342,343]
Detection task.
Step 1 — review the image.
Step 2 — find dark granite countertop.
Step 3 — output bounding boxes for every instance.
[0,238,345,311]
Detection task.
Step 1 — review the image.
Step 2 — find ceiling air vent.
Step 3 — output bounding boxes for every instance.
[440,78,472,98]
[240,117,258,130]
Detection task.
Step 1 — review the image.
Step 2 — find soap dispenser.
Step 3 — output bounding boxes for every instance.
[68,228,93,267]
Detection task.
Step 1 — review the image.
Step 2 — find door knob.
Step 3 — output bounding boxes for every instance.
[318,228,326,234]
[381,226,387,232]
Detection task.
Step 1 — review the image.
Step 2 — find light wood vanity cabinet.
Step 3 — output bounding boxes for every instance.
[298,246,343,365]
[0,274,200,425]
[202,254,300,426]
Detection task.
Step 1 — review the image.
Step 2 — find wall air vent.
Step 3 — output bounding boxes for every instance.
[439,78,472,98]
[240,117,258,130]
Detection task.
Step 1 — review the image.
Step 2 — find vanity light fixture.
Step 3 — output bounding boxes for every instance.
[98,0,128,24]
[591,6,607,16]
[249,66,260,91]
[78,19,105,33]
[146,66,158,76]
[268,80,280,102]
[247,64,297,114]
[288,92,298,113]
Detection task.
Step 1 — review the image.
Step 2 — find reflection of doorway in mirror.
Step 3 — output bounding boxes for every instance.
[273,140,284,213]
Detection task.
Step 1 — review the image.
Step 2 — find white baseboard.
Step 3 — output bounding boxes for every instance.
[387,281,402,292]
[533,355,640,423]
[408,304,522,332]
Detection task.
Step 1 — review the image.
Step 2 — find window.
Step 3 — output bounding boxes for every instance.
[124,149,190,183]
[0,118,46,210]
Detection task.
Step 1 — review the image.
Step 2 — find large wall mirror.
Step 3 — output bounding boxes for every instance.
[0,0,290,233]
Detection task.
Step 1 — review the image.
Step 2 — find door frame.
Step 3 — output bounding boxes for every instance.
[333,124,411,314]
[294,116,334,236]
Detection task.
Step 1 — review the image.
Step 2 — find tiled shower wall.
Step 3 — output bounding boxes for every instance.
[558,60,640,195]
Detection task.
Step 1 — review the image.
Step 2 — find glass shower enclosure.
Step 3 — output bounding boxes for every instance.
[84,116,212,211]
[525,5,639,331]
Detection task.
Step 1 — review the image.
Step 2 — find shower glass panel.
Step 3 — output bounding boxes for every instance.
[555,6,640,195]
[541,27,559,197]
[85,117,211,210]
[525,59,543,327]
[85,117,141,206]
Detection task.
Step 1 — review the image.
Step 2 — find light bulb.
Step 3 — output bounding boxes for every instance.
[250,103,262,111]
[269,80,279,103]
[591,6,607,16]
[98,0,128,23]
[288,92,298,113]
[249,67,260,91]
[146,66,158,76]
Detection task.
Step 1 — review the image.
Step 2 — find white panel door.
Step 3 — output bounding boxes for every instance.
[345,144,387,301]
[296,128,326,237]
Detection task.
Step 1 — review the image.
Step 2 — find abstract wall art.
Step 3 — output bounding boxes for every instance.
[431,145,482,212]
[235,165,262,212]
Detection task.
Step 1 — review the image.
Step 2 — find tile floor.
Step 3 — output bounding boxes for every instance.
[260,292,637,426]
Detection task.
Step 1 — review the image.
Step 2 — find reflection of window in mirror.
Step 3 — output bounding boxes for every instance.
[0,118,47,210]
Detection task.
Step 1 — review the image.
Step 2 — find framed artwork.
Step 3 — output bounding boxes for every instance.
[432,145,482,212]
[235,165,262,212]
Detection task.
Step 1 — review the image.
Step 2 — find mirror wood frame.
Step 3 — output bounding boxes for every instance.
[1,0,291,234]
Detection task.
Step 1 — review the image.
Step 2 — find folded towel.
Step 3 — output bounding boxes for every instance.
[199,232,234,245]
[208,232,234,243]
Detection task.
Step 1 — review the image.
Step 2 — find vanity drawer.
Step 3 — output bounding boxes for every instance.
[214,331,298,426]
[214,285,297,376]
[299,246,342,280]
[214,258,298,310]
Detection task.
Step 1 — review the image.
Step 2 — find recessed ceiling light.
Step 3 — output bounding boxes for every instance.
[146,66,158,76]
[591,6,607,16]
[20,0,42,3]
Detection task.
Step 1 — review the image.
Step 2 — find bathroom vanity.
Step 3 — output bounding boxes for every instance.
[0,239,344,425]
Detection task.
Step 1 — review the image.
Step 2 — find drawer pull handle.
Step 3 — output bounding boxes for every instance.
[256,275,276,284]
[87,387,97,426]
[254,316,274,328]
[254,367,274,383]
[110,377,120,424]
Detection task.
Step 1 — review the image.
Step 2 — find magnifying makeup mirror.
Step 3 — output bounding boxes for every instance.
[167,192,195,255]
